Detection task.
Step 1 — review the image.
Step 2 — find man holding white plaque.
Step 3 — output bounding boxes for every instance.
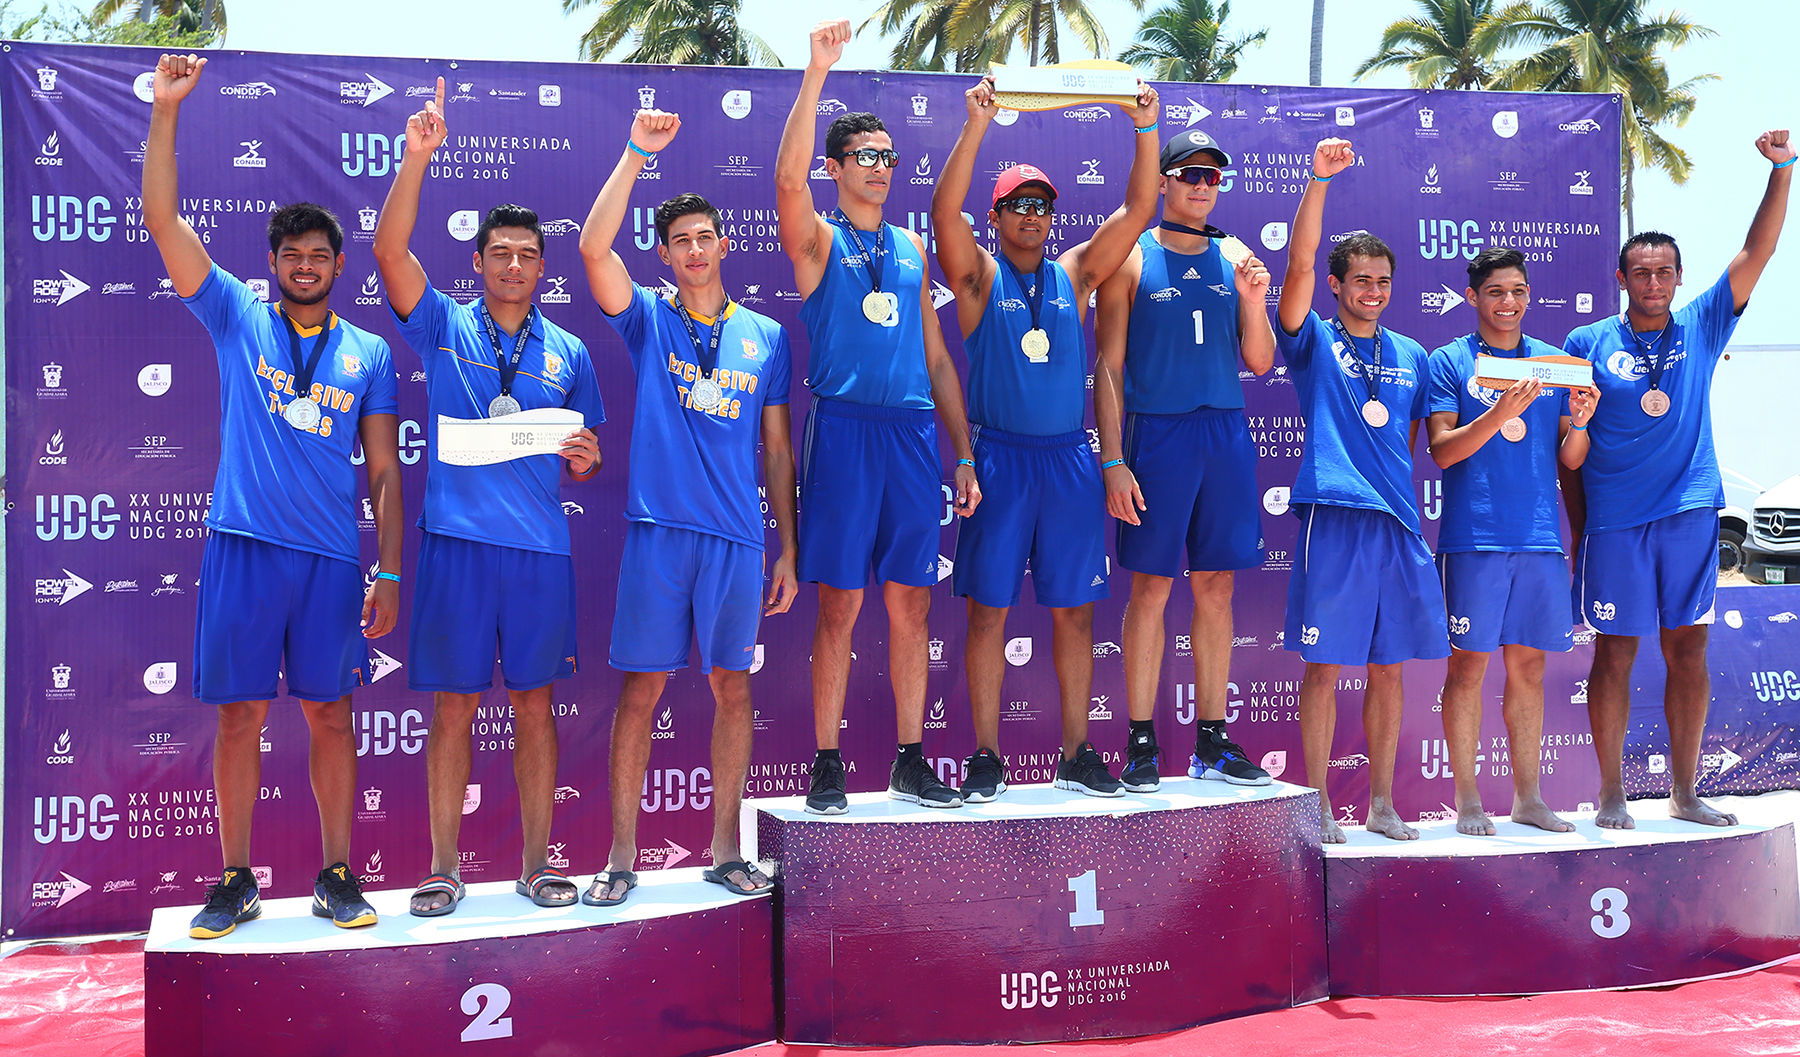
[1425,246,1598,836]
[373,79,606,914]
[929,75,1160,800]
[1094,128,1277,793]
[1563,130,1794,830]
[575,109,800,903]
[1275,138,1450,842]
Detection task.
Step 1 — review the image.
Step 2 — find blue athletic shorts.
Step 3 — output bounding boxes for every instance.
[798,397,942,589]
[952,425,1108,609]
[1438,550,1575,653]
[408,531,578,693]
[1285,504,1450,665]
[611,522,763,673]
[1117,407,1263,577]
[1574,507,1718,636]
[193,530,366,704]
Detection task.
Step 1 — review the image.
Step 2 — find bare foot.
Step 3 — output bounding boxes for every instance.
[1669,790,1738,827]
[1509,796,1575,833]
[1365,800,1419,841]
[1456,801,1496,836]
[1320,802,1346,844]
[1594,790,1635,830]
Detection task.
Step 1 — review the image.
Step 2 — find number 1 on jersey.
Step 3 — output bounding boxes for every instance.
[1192,309,1205,345]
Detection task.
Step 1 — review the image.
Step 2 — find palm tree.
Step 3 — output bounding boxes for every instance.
[89,0,224,36]
[1120,0,1268,83]
[1485,0,1716,231]
[563,0,781,65]
[1353,0,1498,89]
[1309,0,1325,85]
[867,0,1142,73]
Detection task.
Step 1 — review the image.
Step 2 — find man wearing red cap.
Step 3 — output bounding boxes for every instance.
[929,76,1160,800]
[1094,129,1277,792]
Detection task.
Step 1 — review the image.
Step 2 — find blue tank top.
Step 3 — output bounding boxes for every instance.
[965,256,1087,435]
[1125,230,1244,413]
[798,218,933,409]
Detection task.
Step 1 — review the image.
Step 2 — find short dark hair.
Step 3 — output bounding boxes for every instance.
[825,112,887,161]
[654,193,723,245]
[477,204,543,253]
[1467,246,1528,288]
[267,202,343,255]
[1620,230,1681,273]
[1328,232,1396,281]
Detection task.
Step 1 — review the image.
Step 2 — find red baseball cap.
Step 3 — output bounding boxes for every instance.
[992,164,1059,206]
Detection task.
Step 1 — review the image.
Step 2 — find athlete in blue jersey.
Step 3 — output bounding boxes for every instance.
[1426,247,1600,837]
[576,110,800,903]
[144,54,402,938]
[930,76,1161,800]
[1095,129,1278,794]
[1276,138,1451,843]
[374,80,605,914]
[776,20,980,813]
[1563,130,1793,831]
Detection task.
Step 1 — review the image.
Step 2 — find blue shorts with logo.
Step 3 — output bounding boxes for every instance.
[1574,507,1718,636]
[193,530,366,704]
[1438,550,1574,653]
[408,531,578,693]
[952,425,1107,609]
[1118,407,1263,577]
[611,522,763,673]
[799,397,941,589]
[1285,504,1450,665]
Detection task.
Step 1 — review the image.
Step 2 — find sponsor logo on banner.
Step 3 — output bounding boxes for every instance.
[936,554,954,582]
[32,794,117,843]
[462,784,481,815]
[1570,678,1589,705]
[138,364,173,396]
[637,151,661,179]
[1175,634,1192,654]
[1492,110,1519,138]
[144,662,177,695]
[36,569,94,605]
[560,501,584,516]
[910,93,929,117]
[1262,485,1290,516]
[716,152,761,178]
[1420,163,1442,194]
[30,193,118,242]
[37,131,64,166]
[994,108,1020,127]
[924,698,948,730]
[361,788,383,813]
[50,662,75,695]
[106,578,140,594]
[1576,292,1595,313]
[722,90,752,119]
[220,80,277,99]
[651,707,676,741]
[810,154,831,180]
[362,850,387,883]
[103,282,135,297]
[1569,170,1594,196]
[36,493,119,541]
[539,275,573,305]
[749,644,766,674]
[816,98,848,115]
[233,140,268,168]
[1088,695,1113,721]
[369,649,402,682]
[1422,284,1466,315]
[546,842,571,869]
[341,75,395,107]
[34,271,90,306]
[930,280,956,309]
[1064,105,1112,123]
[911,153,933,185]
[1490,168,1528,193]
[1336,105,1356,126]
[638,838,692,867]
[641,770,712,813]
[1560,117,1602,134]
[35,65,63,98]
[1260,221,1289,250]
[1164,98,1211,126]
[133,71,156,102]
[46,730,75,765]
[1075,158,1104,186]
[539,85,561,106]
[1647,753,1667,774]
[539,217,581,237]
[638,85,657,109]
[41,361,67,396]
[31,872,92,909]
[352,272,383,307]
[554,785,581,803]
[1006,637,1033,666]
[1093,641,1121,657]
[447,210,479,241]
[1418,106,1436,131]
[928,637,948,671]
[41,430,68,466]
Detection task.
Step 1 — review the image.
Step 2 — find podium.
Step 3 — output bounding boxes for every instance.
[144,869,773,1057]
[754,778,1327,1046]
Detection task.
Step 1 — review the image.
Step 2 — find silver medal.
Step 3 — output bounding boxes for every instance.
[1500,417,1527,442]
[1640,389,1670,417]
[1020,328,1051,362]
[1361,399,1390,428]
[690,375,725,412]
[862,290,892,324]
[284,396,322,431]
[488,394,522,418]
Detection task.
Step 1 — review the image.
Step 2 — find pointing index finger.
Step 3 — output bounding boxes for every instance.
[434,75,445,114]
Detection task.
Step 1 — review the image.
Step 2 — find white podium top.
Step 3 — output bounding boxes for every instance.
[752,775,1316,824]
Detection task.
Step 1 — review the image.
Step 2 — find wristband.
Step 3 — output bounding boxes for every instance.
[1312,172,1333,182]
[374,571,401,584]
[956,458,974,467]
[1571,423,1588,431]
[1135,121,1158,134]
[1776,157,1796,170]
[627,140,656,159]
[1101,458,1125,469]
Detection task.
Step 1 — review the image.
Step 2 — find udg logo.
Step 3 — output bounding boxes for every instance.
[31,194,117,242]
[340,131,403,178]
[356,709,427,757]
[36,493,119,541]
[999,971,1061,1010]
[640,767,712,812]
[33,794,119,844]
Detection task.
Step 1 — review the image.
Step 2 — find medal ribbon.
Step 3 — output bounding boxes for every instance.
[1331,317,1383,408]
[1001,255,1049,337]
[831,209,887,297]
[1157,220,1229,239]
[1632,318,1673,393]
[478,301,536,399]
[668,296,731,388]
[278,307,333,407]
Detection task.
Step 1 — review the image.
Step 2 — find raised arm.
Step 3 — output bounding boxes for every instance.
[142,53,213,297]
[1062,82,1162,307]
[761,403,800,616]
[372,77,446,321]
[1094,262,1145,525]
[1277,138,1355,336]
[932,78,996,337]
[774,19,848,297]
[579,110,681,316]
[1728,129,1795,310]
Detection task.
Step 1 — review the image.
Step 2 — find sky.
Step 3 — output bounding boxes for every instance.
[151,0,1800,345]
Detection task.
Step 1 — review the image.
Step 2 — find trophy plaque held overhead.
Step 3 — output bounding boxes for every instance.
[990,59,1140,112]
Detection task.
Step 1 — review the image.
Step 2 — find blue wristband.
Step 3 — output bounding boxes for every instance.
[1135,121,1158,134]
[1571,423,1588,431]
[627,140,656,159]
[956,458,974,467]
[1312,172,1333,182]
[374,571,401,584]
[1776,157,1796,170]
[1101,458,1124,469]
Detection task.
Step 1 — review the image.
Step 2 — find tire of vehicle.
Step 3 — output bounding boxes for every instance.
[1719,527,1746,574]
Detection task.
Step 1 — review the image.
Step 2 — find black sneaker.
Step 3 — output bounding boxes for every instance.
[889,754,963,808]
[805,753,849,815]
[1054,741,1124,797]
[187,866,261,939]
[960,748,1008,803]
[311,862,378,928]
[1121,728,1161,792]
[1189,727,1273,786]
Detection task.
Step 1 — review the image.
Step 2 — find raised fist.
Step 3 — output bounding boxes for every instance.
[1313,138,1355,179]
[1757,129,1795,167]
[153,53,207,105]
[810,19,851,70]
[632,109,681,154]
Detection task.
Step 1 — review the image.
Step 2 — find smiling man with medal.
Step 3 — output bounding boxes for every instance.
[928,74,1160,802]
[574,108,800,905]
[373,78,606,916]
[1562,130,1794,831]
[776,19,981,814]
[1425,246,1600,838]
[143,54,404,939]
[1275,137,1450,844]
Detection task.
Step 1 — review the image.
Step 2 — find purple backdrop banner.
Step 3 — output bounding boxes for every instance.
[4,43,1645,939]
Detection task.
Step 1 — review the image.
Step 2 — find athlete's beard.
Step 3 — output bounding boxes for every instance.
[278,273,334,307]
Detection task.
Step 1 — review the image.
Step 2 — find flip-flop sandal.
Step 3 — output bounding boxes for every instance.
[703,860,774,896]
[409,872,465,918]
[515,866,577,907]
[581,869,637,907]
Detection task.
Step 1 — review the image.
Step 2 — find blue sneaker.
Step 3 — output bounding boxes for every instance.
[1121,728,1161,792]
[312,862,378,928]
[188,867,260,939]
[1189,727,1272,786]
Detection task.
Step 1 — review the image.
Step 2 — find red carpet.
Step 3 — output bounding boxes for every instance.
[2,939,1795,1056]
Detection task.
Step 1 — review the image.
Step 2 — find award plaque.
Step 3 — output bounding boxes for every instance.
[1474,354,1595,391]
[990,60,1139,112]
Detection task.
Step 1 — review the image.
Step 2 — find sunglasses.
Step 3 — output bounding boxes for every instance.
[997,196,1053,217]
[834,147,901,169]
[1165,164,1224,187]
